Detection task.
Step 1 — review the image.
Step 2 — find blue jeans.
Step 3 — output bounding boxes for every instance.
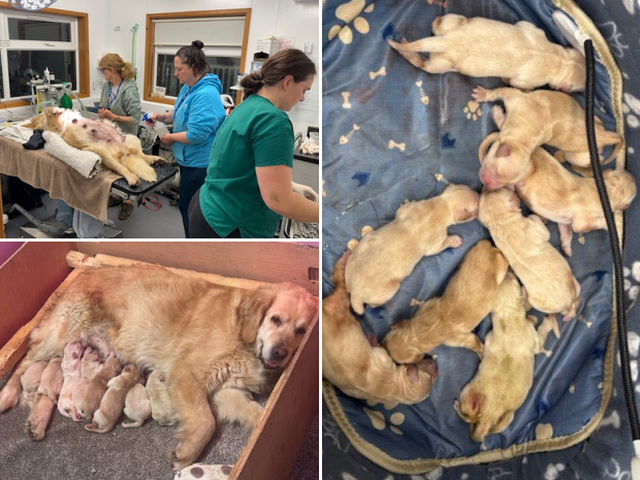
[178,166,207,238]
[57,200,105,238]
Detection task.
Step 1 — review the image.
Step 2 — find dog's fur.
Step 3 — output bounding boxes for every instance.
[0,264,318,470]
[86,364,139,433]
[147,370,178,426]
[474,86,622,189]
[24,107,164,186]
[388,14,585,92]
[514,148,637,256]
[57,340,85,418]
[69,346,102,422]
[121,382,151,428]
[383,239,509,364]
[19,361,47,407]
[454,273,559,442]
[478,187,580,318]
[345,183,480,314]
[26,357,64,440]
[323,253,438,407]
[75,352,122,423]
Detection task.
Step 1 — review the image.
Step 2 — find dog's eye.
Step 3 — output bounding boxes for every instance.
[271,316,282,326]
[295,327,306,336]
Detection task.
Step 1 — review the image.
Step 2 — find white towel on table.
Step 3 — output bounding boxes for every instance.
[42,130,102,178]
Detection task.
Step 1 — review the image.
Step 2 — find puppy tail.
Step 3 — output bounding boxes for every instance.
[478,132,500,164]
[389,36,446,53]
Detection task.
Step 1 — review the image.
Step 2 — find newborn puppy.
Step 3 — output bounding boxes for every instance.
[323,253,438,407]
[514,148,636,256]
[121,382,151,428]
[86,364,139,433]
[345,183,480,314]
[388,14,585,92]
[73,351,122,423]
[20,361,48,407]
[147,370,178,426]
[383,239,509,364]
[27,357,63,440]
[58,341,85,418]
[478,187,580,318]
[454,273,559,442]
[474,86,622,189]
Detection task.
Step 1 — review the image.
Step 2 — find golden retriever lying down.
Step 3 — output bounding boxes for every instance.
[478,187,580,319]
[454,272,560,442]
[383,239,509,364]
[323,253,438,407]
[345,183,480,315]
[24,107,164,186]
[0,264,318,470]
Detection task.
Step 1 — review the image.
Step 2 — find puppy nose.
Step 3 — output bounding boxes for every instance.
[272,346,288,360]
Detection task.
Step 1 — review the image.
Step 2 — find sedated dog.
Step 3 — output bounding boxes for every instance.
[473,86,622,190]
[345,183,480,315]
[0,264,318,470]
[388,14,585,92]
[24,107,164,186]
[323,253,438,407]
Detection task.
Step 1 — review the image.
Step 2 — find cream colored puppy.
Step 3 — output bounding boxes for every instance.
[383,240,509,364]
[58,341,85,418]
[388,14,585,92]
[27,357,64,440]
[20,361,48,407]
[86,364,139,433]
[478,187,580,318]
[73,351,122,423]
[514,148,636,256]
[454,273,560,442]
[323,254,438,406]
[473,86,622,189]
[122,383,151,428]
[346,184,480,315]
[147,370,178,426]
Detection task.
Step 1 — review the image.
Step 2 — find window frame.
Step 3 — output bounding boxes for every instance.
[144,8,251,107]
[0,3,89,109]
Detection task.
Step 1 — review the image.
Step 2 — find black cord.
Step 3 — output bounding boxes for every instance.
[584,39,640,441]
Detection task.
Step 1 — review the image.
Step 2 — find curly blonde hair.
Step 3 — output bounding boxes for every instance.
[98,53,136,80]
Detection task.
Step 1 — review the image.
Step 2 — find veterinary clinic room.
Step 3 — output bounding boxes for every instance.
[0,240,320,480]
[321,1,640,480]
[0,0,320,239]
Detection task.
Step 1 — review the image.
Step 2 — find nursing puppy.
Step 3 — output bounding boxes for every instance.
[122,382,151,428]
[86,364,139,433]
[383,240,509,364]
[473,86,622,189]
[454,273,559,442]
[478,187,580,318]
[58,340,85,418]
[514,148,636,256]
[24,107,164,186]
[147,370,178,426]
[19,361,48,407]
[323,254,438,407]
[345,183,480,315]
[388,14,585,92]
[0,264,318,470]
[73,350,122,423]
[27,357,63,440]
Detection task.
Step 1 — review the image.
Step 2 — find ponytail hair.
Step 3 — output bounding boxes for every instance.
[98,53,136,80]
[240,48,316,99]
[175,40,210,76]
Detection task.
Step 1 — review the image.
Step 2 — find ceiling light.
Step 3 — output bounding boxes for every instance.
[9,0,57,11]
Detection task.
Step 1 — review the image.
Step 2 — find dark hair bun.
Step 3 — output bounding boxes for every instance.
[192,40,204,50]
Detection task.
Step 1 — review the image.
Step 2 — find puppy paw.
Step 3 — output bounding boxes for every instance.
[471,86,487,101]
[0,387,21,413]
[347,239,359,251]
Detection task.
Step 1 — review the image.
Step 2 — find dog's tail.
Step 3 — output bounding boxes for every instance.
[388,35,447,53]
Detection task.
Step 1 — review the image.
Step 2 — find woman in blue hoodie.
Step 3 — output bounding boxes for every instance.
[150,40,226,237]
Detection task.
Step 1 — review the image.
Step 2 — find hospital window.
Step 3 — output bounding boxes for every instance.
[0,6,87,108]
[144,9,251,106]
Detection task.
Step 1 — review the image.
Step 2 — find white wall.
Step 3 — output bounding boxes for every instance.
[50,0,320,136]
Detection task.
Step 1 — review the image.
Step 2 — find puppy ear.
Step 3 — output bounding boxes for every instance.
[496,143,511,158]
[237,288,275,343]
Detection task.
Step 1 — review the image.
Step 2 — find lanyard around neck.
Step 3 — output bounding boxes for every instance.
[106,80,123,108]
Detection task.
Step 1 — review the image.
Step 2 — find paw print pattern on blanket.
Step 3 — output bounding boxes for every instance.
[464,100,483,121]
[327,0,375,45]
[362,406,407,434]
[623,92,640,129]
[624,261,640,309]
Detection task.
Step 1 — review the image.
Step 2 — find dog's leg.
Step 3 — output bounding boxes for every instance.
[212,387,263,430]
[0,357,30,412]
[170,373,216,470]
[26,394,55,440]
[98,153,140,186]
[121,156,157,183]
[558,223,574,257]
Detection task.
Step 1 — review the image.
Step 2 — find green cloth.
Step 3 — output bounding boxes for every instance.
[199,94,294,238]
[99,79,142,135]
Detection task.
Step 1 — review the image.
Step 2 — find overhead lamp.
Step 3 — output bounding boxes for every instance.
[9,0,57,11]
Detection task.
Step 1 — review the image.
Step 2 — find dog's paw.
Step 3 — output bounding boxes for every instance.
[471,86,487,101]
[152,156,166,165]
[171,446,196,471]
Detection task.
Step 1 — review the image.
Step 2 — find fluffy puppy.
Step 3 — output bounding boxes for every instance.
[345,184,480,315]
[513,148,636,256]
[20,361,48,407]
[58,341,85,418]
[388,14,585,92]
[383,240,509,364]
[73,351,122,423]
[147,370,179,426]
[122,382,151,428]
[86,364,139,433]
[323,254,438,407]
[473,86,622,189]
[27,358,63,440]
[454,273,559,442]
[478,187,580,318]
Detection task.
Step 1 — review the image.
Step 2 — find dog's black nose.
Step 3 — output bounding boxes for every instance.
[272,346,288,360]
